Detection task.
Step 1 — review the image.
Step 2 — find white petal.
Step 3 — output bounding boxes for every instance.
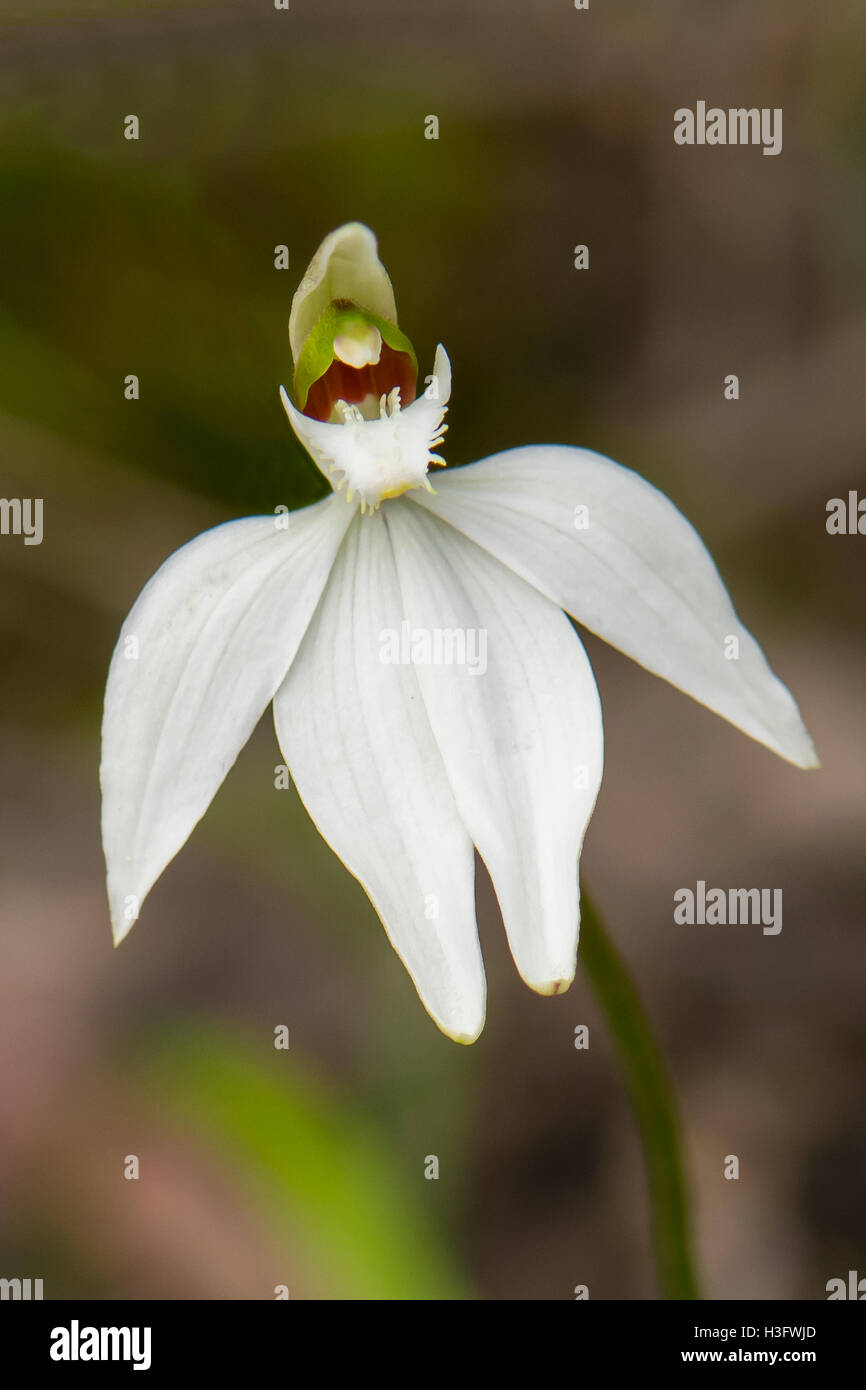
[289,223,398,365]
[280,345,451,506]
[272,511,485,1042]
[413,446,818,768]
[386,502,604,995]
[101,496,354,943]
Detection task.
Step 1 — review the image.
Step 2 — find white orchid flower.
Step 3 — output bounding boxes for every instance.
[101,222,818,1043]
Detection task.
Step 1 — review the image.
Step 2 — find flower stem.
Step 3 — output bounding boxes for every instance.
[580,889,701,1300]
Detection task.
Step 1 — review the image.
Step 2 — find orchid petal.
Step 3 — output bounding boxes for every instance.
[413,446,817,768]
[101,496,354,943]
[386,502,604,995]
[272,510,485,1042]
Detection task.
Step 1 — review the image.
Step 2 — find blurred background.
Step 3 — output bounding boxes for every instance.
[0,0,864,1299]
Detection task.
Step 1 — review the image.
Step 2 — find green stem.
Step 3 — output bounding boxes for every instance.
[580,889,701,1300]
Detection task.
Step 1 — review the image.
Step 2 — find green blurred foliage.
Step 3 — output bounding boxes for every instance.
[140,1026,472,1299]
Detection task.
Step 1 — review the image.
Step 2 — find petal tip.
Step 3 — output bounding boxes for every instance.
[523,971,575,998]
[111,915,134,947]
[424,994,485,1045]
[107,876,140,947]
[439,1018,485,1046]
[777,724,820,770]
[796,730,821,770]
[431,343,452,404]
[540,979,574,998]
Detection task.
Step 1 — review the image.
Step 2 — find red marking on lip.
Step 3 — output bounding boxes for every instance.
[303,343,417,422]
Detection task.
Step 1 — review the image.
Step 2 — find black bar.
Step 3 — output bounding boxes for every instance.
[2,1299,861,1375]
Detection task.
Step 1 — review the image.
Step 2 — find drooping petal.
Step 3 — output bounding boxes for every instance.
[386,502,604,995]
[289,223,398,366]
[101,496,354,943]
[413,446,818,768]
[272,510,485,1042]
